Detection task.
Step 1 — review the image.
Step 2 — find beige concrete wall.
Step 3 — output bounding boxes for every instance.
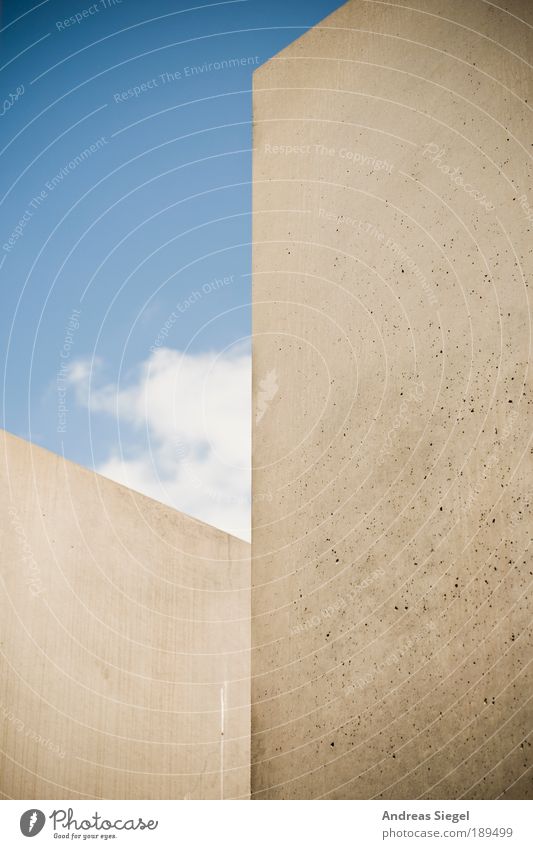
[0,429,250,799]
[252,0,533,799]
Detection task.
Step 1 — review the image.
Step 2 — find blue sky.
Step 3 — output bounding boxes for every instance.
[1,0,340,539]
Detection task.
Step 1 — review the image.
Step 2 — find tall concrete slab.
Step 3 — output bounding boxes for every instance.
[0,429,250,799]
[252,0,533,798]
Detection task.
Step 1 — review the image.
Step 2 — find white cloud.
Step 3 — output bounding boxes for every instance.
[68,346,251,540]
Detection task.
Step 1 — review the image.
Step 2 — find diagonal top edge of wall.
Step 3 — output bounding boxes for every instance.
[0,427,250,553]
[252,0,533,799]
[0,428,250,799]
[252,0,352,84]
[253,0,533,80]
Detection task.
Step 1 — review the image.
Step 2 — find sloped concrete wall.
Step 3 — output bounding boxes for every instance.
[0,429,250,799]
[252,0,533,798]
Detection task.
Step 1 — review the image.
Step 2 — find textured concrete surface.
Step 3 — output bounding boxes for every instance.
[0,429,250,799]
[252,0,533,798]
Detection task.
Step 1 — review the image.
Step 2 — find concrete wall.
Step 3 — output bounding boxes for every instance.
[0,429,250,799]
[252,0,533,798]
